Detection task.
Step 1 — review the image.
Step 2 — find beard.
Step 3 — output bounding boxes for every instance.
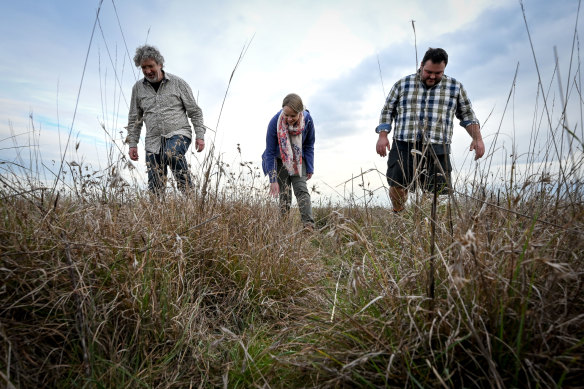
[145,73,160,82]
[422,76,441,87]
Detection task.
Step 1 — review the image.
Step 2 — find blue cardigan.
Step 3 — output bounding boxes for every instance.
[261,109,315,183]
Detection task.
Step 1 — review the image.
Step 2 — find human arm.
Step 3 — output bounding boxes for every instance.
[267,120,280,195]
[261,113,280,185]
[465,123,485,160]
[456,83,483,160]
[303,111,315,177]
[179,78,206,145]
[126,84,143,160]
[376,131,390,157]
[375,82,399,157]
[129,147,139,161]
[269,182,279,197]
[195,139,205,152]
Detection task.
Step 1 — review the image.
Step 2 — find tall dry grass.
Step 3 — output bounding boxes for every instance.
[2,4,584,387]
[0,170,326,387]
[1,143,582,388]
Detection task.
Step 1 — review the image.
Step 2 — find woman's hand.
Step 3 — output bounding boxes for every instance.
[269,182,279,197]
[307,173,313,180]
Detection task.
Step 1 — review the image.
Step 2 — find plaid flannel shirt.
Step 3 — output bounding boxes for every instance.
[126,72,205,154]
[376,71,479,147]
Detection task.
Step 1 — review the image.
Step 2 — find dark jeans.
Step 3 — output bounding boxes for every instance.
[276,158,314,225]
[145,135,194,193]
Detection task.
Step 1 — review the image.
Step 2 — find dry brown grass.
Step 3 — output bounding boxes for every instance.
[0,178,326,387]
[2,5,583,384]
[1,163,582,388]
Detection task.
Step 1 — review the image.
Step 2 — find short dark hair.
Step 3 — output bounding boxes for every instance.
[421,48,448,66]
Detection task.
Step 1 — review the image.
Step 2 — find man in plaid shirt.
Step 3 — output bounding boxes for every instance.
[375,47,485,212]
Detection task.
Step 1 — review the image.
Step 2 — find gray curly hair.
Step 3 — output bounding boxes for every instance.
[133,45,165,68]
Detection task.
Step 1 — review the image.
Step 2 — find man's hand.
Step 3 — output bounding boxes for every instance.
[376,132,390,157]
[470,139,485,160]
[307,173,313,180]
[195,139,205,152]
[466,124,485,160]
[129,147,139,161]
[269,182,279,197]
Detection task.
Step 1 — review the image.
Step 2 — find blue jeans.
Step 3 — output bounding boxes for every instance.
[145,135,194,193]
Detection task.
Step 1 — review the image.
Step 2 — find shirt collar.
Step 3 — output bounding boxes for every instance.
[142,71,169,84]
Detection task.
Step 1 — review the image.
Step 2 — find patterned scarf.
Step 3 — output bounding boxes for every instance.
[277,110,304,176]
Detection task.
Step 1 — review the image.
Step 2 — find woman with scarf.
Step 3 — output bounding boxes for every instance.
[262,93,315,229]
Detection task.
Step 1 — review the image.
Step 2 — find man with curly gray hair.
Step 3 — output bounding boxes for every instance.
[126,44,205,193]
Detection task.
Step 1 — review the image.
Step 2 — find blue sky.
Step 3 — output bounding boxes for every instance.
[1,0,582,200]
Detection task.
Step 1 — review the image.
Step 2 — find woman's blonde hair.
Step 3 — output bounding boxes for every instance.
[282,93,304,113]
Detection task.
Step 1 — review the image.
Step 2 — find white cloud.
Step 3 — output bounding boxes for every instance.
[0,0,581,199]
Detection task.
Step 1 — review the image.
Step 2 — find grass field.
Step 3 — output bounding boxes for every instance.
[2,4,584,386]
[1,146,583,388]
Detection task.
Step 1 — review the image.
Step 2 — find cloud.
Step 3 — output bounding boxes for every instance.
[0,0,581,198]
[302,0,582,179]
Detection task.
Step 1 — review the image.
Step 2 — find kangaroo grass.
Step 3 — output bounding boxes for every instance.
[2,2,584,385]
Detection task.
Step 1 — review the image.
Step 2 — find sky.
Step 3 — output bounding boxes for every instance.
[1,0,582,203]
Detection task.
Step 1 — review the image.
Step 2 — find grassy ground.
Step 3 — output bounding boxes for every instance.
[2,10,583,384]
[1,170,582,387]
[3,2,583,386]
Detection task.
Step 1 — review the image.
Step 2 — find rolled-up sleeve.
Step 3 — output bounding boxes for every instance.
[456,84,479,128]
[376,82,399,133]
